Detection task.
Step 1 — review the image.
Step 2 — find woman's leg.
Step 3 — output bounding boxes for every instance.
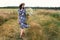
[20,28,25,38]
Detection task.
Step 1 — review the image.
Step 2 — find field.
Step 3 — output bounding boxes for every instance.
[0,8,60,40]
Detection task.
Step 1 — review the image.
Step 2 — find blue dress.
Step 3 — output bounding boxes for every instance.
[18,9,29,29]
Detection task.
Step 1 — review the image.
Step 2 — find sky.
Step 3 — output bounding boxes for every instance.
[0,0,60,7]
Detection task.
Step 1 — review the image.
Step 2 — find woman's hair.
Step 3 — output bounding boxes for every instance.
[19,3,25,10]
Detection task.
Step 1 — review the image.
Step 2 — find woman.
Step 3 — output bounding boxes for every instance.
[18,3,29,38]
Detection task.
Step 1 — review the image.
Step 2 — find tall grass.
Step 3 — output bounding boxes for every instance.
[0,9,60,40]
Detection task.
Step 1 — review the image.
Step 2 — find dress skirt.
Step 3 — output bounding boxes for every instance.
[19,16,28,29]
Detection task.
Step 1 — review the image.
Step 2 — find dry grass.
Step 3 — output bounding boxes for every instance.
[0,8,60,40]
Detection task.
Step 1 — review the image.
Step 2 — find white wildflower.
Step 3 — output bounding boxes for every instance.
[26,8,34,16]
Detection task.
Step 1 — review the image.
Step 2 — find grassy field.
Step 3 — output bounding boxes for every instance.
[0,8,60,40]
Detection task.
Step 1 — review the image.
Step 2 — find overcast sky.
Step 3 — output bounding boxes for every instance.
[0,0,60,7]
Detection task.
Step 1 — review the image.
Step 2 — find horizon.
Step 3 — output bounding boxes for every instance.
[0,6,60,7]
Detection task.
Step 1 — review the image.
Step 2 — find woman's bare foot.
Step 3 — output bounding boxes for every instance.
[20,32,25,38]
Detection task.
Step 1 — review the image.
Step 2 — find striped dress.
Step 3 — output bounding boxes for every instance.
[18,9,29,29]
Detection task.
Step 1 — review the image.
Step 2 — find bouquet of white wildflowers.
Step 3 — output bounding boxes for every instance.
[26,8,34,16]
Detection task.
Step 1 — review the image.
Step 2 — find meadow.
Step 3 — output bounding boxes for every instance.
[0,8,60,40]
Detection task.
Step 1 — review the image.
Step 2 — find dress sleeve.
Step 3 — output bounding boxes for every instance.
[18,10,22,15]
[18,9,26,16]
